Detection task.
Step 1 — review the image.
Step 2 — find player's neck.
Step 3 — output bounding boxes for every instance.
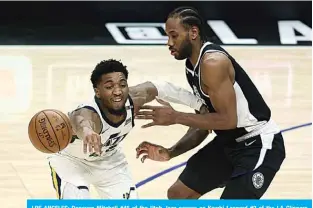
[189,41,203,67]
[102,107,126,123]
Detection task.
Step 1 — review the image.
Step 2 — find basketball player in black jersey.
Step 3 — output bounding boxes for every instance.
[136,7,286,199]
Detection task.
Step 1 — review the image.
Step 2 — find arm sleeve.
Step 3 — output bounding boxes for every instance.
[150,80,203,111]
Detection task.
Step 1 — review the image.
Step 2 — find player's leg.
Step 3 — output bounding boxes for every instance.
[221,132,285,199]
[48,156,91,199]
[62,183,90,199]
[167,137,233,199]
[93,162,138,199]
[167,179,202,199]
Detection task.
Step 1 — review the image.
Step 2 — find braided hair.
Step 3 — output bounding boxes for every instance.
[167,6,209,42]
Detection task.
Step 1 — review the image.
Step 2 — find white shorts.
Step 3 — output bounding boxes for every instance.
[47,154,138,199]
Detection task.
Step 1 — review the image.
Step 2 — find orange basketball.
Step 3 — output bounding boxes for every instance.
[28,109,73,153]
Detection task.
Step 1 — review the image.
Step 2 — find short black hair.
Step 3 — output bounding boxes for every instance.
[91,59,129,88]
[167,6,208,42]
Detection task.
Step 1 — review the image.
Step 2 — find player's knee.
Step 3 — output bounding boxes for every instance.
[167,185,183,199]
[167,183,200,199]
[62,183,90,199]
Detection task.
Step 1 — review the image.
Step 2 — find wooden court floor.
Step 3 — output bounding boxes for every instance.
[0,45,311,207]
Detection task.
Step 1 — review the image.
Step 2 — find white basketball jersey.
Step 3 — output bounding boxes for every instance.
[58,96,135,166]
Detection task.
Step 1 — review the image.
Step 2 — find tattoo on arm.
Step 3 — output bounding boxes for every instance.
[69,107,102,139]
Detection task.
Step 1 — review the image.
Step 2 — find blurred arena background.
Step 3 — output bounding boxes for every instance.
[0,1,311,208]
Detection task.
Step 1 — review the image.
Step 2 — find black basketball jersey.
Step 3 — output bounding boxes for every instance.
[185,42,272,140]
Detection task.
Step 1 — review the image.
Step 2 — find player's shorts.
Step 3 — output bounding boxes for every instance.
[178,131,286,199]
[47,154,138,199]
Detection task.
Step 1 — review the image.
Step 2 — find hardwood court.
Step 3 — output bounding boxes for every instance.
[0,45,311,207]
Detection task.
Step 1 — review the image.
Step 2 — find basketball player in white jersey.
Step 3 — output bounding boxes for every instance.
[136,7,286,199]
[47,59,204,199]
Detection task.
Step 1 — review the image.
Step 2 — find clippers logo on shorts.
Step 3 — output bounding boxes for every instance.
[252,172,264,189]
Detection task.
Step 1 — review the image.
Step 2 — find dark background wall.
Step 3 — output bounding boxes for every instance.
[0,1,311,45]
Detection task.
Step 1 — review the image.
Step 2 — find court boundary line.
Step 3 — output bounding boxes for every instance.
[135,122,312,188]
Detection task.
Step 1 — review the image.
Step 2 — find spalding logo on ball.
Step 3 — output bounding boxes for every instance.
[28,109,73,153]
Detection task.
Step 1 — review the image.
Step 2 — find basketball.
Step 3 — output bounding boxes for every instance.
[28,109,73,153]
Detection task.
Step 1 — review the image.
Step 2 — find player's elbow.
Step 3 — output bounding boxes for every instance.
[144,81,159,97]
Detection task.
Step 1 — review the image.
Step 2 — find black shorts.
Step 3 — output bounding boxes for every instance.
[178,132,286,199]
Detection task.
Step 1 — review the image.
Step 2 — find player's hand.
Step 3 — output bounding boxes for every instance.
[136,98,178,128]
[136,141,171,163]
[82,128,101,155]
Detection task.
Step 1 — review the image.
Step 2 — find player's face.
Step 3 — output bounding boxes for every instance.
[165,17,192,60]
[96,72,129,115]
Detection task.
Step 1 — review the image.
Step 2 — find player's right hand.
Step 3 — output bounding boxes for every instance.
[82,128,101,155]
[136,141,171,163]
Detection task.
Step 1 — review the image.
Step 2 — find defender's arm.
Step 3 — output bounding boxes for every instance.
[174,52,237,130]
[129,81,203,111]
[135,106,211,162]
[136,53,237,130]
[168,106,210,159]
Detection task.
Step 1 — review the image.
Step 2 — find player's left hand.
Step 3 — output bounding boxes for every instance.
[136,141,171,163]
[136,98,178,128]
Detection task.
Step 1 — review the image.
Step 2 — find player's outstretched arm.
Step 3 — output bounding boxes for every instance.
[150,80,203,111]
[129,81,203,113]
[69,108,102,154]
[129,81,158,113]
[136,52,237,130]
